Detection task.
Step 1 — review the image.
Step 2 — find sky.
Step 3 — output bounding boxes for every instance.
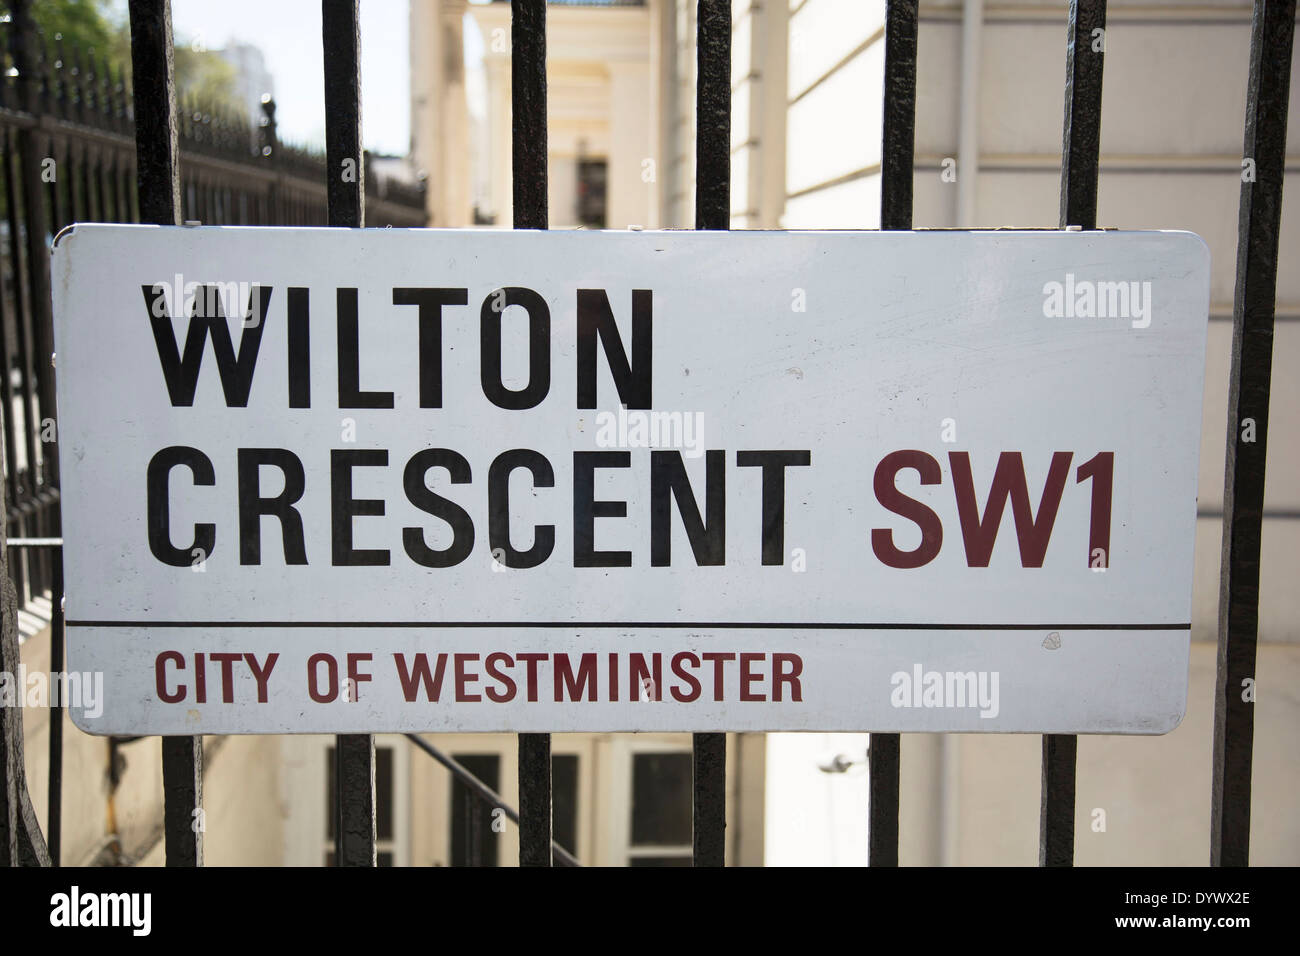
[108,0,412,155]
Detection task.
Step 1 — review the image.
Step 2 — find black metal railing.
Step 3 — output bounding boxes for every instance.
[0,0,428,608]
[0,0,1291,869]
[0,0,427,868]
[1211,0,1294,868]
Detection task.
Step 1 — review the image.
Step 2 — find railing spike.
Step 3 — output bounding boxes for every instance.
[98,54,113,124]
[112,61,129,131]
[72,48,89,123]
[52,38,69,118]
[86,49,101,123]
[34,31,52,113]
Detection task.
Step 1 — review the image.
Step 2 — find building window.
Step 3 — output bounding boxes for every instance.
[325,744,398,866]
[577,159,607,228]
[628,751,693,866]
[446,752,579,866]
[450,754,501,867]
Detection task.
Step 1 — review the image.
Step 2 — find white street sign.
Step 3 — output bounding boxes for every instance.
[51,225,1210,734]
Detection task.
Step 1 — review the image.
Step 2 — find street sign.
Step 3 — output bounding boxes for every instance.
[52,225,1210,734]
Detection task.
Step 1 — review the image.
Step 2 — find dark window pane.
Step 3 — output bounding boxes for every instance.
[450,754,501,867]
[552,754,579,861]
[577,159,607,228]
[630,752,692,846]
[630,855,693,867]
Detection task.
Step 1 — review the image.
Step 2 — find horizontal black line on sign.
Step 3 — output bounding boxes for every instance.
[66,621,1192,631]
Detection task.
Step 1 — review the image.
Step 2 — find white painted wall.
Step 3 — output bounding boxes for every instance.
[469,2,657,228]
[764,733,869,866]
[763,0,1300,864]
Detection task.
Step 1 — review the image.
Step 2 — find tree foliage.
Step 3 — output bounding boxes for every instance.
[6,0,116,55]
[2,0,245,116]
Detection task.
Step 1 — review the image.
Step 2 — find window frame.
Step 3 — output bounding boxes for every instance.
[608,733,695,867]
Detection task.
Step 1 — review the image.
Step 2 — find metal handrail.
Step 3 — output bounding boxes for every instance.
[404,734,581,867]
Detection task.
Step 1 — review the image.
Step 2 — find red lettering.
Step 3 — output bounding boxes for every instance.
[670,652,701,702]
[485,652,516,702]
[210,652,241,703]
[629,652,662,701]
[307,653,337,703]
[950,451,1072,567]
[702,652,735,701]
[740,652,765,701]
[393,653,446,702]
[194,652,207,703]
[555,653,597,701]
[243,652,278,703]
[346,652,373,701]
[454,653,481,702]
[1076,451,1114,568]
[517,653,546,702]
[871,450,943,568]
[156,651,185,703]
[773,653,802,701]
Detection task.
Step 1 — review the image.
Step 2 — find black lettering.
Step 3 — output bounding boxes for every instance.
[488,449,555,568]
[287,287,310,408]
[403,449,475,568]
[337,288,395,408]
[147,446,216,567]
[651,450,725,566]
[576,288,652,409]
[237,448,308,566]
[144,283,271,407]
[573,451,631,567]
[480,287,550,409]
[331,449,390,566]
[737,450,811,565]
[393,287,468,408]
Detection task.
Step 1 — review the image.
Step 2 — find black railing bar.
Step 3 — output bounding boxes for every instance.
[1211,0,1294,868]
[0,122,415,203]
[870,0,918,869]
[46,547,63,865]
[1042,0,1107,869]
[322,0,377,869]
[175,153,329,189]
[1058,0,1106,231]
[127,0,203,868]
[14,9,62,503]
[0,106,135,139]
[1,115,48,532]
[2,488,60,511]
[692,0,731,870]
[510,0,552,870]
[9,486,61,499]
[0,181,22,534]
[402,734,580,868]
